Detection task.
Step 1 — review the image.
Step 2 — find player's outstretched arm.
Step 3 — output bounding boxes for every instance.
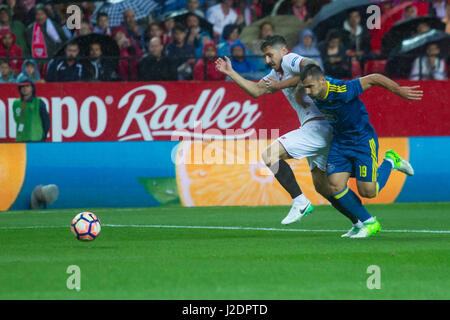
[359,73,424,100]
[215,56,267,98]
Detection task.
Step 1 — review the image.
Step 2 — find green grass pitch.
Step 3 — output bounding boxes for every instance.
[0,203,449,300]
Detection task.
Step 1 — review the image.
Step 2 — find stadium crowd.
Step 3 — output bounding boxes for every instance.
[0,0,448,82]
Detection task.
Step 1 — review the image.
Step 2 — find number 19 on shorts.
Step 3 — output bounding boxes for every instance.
[359,165,367,178]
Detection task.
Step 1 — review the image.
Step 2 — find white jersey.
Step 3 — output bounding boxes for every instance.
[263,53,323,125]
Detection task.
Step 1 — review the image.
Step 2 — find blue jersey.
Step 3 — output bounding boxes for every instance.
[313,76,374,144]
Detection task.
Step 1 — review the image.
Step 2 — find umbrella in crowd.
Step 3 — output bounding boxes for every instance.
[51,0,105,2]
[90,0,159,27]
[162,9,213,36]
[240,15,308,51]
[385,29,450,77]
[308,0,374,41]
[381,15,446,56]
[369,1,430,53]
[395,29,450,56]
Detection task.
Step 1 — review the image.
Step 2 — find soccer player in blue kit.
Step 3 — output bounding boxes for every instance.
[297,65,423,238]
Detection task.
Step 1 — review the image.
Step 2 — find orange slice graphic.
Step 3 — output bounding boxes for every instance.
[0,143,26,210]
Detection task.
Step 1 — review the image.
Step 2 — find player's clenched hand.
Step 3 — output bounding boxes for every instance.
[215,56,233,75]
[396,85,424,100]
[263,77,279,93]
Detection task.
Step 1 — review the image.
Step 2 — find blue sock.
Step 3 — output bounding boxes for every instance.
[376,160,393,194]
[332,186,373,222]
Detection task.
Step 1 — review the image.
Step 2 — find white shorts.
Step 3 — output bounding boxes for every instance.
[277,119,333,171]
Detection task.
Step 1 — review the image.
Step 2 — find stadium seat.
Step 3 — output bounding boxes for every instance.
[364,59,387,76]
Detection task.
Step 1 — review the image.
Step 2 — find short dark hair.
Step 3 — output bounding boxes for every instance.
[66,42,79,49]
[259,22,274,32]
[325,29,342,43]
[260,34,287,52]
[173,23,186,33]
[97,12,108,21]
[347,9,360,17]
[300,64,324,81]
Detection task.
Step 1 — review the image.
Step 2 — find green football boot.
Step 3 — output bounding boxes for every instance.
[350,217,381,238]
[385,149,414,176]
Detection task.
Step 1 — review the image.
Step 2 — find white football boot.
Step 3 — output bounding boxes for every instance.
[281,201,313,225]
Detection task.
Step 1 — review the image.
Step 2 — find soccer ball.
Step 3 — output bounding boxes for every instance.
[71,212,101,241]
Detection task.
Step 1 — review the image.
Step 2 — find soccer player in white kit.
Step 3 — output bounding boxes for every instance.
[215,35,340,225]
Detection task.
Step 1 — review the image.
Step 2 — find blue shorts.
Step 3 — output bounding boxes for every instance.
[326,133,379,182]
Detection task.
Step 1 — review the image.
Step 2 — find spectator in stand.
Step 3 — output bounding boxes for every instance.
[16,58,43,83]
[185,12,212,59]
[217,23,267,72]
[4,0,27,23]
[122,9,146,51]
[137,37,178,81]
[416,21,431,35]
[146,22,164,44]
[193,39,226,80]
[45,42,91,82]
[21,0,37,26]
[93,12,112,36]
[432,0,447,19]
[77,21,93,36]
[318,29,350,79]
[207,0,238,39]
[161,15,175,46]
[217,23,240,57]
[0,59,15,82]
[86,42,120,81]
[228,39,257,78]
[286,0,312,24]
[379,0,393,14]
[0,27,23,75]
[41,0,62,25]
[13,80,49,142]
[26,4,67,60]
[26,1,63,32]
[166,23,196,80]
[409,42,448,80]
[80,1,96,22]
[235,0,263,28]
[187,0,206,18]
[341,9,372,69]
[0,4,29,56]
[244,21,274,55]
[402,4,417,20]
[292,29,323,69]
[443,1,450,34]
[112,26,143,81]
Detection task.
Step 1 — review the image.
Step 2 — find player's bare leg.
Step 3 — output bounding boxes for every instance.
[261,140,313,225]
[356,181,377,199]
[310,167,331,199]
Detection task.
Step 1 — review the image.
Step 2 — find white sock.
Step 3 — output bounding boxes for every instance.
[354,221,364,228]
[385,158,395,168]
[363,217,375,224]
[293,194,309,207]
